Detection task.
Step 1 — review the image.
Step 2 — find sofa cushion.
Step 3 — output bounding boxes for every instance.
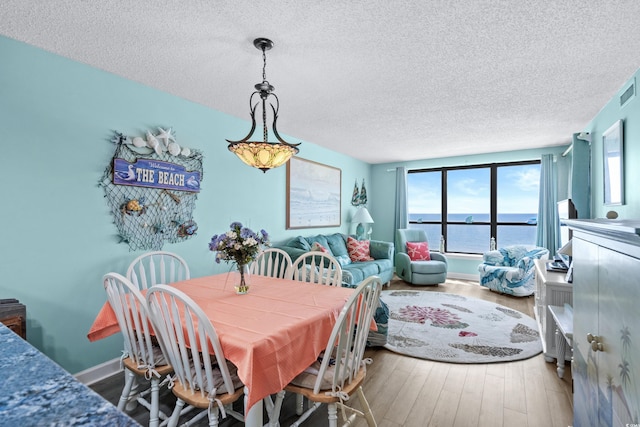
[345,261,379,279]
[324,233,351,266]
[406,241,431,261]
[372,258,393,273]
[289,236,311,251]
[341,265,364,286]
[411,260,447,274]
[333,254,351,267]
[347,237,374,262]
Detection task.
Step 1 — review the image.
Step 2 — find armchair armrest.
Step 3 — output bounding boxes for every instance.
[394,252,412,282]
[482,249,508,266]
[429,251,448,266]
[370,240,394,260]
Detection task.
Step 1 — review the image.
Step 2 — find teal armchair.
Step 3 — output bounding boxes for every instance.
[395,229,448,285]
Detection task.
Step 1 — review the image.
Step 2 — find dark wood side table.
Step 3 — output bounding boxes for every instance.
[0,299,26,339]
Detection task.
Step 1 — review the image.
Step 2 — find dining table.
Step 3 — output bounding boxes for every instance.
[87,273,359,427]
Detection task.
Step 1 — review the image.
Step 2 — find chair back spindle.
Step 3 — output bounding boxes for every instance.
[291,252,343,286]
[127,251,190,289]
[250,248,293,279]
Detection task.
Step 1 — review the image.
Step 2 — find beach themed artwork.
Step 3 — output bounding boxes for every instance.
[101,129,203,250]
[286,157,341,229]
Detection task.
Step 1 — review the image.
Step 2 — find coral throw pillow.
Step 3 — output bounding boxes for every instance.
[347,236,374,262]
[406,241,431,261]
[311,242,328,253]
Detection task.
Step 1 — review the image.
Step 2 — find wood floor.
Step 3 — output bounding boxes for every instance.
[90,277,573,427]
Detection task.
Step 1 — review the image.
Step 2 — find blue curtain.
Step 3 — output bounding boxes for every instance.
[536,154,560,253]
[394,167,408,231]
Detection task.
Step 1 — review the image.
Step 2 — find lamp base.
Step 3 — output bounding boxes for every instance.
[356,223,365,240]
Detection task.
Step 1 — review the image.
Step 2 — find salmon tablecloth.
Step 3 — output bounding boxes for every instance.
[87,274,355,409]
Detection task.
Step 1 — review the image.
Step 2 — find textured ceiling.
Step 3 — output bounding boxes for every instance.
[3,1,640,164]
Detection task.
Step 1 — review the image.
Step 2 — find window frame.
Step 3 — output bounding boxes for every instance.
[408,160,541,254]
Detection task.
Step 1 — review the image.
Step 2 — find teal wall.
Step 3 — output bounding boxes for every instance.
[583,69,640,219]
[0,36,369,374]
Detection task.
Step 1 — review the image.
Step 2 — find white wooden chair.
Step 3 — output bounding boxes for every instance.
[126,251,190,290]
[249,248,293,279]
[291,252,343,286]
[268,275,383,427]
[145,284,245,427]
[103,273,172,427]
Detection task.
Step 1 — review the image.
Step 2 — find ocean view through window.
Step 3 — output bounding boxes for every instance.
[408,161,541,254]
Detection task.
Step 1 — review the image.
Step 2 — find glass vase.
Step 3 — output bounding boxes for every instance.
[233,263,251,294]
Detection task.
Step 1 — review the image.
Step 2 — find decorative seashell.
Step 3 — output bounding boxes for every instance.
[180,147,191,157]
[132,136,146,148]
[168,142,181,156]
[146,131,159,149]
[154,143,164,155]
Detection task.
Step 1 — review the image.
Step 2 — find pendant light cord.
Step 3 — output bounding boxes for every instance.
[261,45,268,142]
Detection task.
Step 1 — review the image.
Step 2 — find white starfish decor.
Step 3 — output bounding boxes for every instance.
[156,127,175,148]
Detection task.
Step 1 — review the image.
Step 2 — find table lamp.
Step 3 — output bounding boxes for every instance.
[352,206,374,240]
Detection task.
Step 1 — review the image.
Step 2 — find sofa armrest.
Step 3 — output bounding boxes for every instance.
[370,240,394,260]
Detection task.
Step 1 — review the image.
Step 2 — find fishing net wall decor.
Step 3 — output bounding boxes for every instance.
[99,130,204,251]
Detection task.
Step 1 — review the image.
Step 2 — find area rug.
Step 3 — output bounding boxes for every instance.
[381,290,542,364]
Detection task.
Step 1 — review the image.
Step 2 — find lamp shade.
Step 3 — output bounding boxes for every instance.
[352,207,374,224]
[228,141,298,172]
[558,239,572,256]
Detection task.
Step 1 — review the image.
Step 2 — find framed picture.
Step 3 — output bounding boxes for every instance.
[602,119,624,206]
[286,157,341,229]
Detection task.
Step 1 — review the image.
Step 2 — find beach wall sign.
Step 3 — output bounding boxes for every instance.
[113,158,201,193]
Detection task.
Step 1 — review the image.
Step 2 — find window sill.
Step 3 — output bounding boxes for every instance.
[444,253,483,261]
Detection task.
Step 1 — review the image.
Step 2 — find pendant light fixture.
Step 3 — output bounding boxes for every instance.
[227,38,301,172]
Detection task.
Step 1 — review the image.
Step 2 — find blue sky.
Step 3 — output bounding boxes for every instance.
[408,164,541,214]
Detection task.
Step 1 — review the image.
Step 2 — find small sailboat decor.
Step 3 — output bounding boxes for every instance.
[359,179,368,206]
[351,180,361,206]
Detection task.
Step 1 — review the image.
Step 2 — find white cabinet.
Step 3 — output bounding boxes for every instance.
[567,219,640,427]
[533,259,573,363]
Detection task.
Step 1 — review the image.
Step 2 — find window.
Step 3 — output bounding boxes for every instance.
[408,161,540,254]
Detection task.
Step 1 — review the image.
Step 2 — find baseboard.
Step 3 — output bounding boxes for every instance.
[447,272,479,282]
[74,357,122,385]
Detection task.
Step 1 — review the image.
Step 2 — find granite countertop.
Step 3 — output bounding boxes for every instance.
[0,324,139,426]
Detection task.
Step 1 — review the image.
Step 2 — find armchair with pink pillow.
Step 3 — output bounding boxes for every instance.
[395,229,448,285]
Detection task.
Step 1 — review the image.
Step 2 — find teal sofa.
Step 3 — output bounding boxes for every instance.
[276,232,393,347]
[275,233,395,287]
